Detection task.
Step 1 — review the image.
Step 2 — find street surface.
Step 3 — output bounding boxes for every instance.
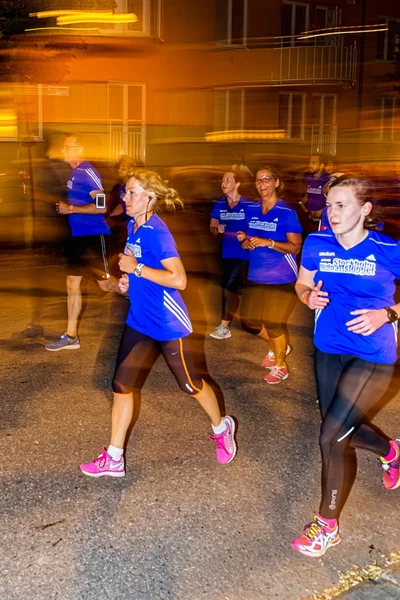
[1,219,399,600]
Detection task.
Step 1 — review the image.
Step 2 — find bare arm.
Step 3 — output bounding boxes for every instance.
[110,204,124,217]
[209,217,220,236]
[295,266,330,309]
[249,232,302,255]
[57,189,107,215]
[119,250,187,290]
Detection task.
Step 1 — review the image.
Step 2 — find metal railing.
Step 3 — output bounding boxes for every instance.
[311,124,337,154]
[270,37,357,85]
[110,125,144,162]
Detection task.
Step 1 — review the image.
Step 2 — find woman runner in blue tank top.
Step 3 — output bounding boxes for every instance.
[292,174,400,558]
[80,169,237,477]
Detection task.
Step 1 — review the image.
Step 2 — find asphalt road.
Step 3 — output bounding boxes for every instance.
[1,242,400,600]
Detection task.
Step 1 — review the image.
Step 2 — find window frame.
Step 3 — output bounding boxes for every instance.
[214,87,245,131]
[216,0,248,48]
[99,0,155,37]
[377,16,400,61]
[278,91,306,140]
[282,1,310,46]
[377,97,399,141]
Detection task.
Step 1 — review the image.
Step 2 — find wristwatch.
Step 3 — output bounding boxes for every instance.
[134,263,144,278]
[384,306,399,323]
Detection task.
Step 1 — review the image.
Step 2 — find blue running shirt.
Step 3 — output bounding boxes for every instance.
[301,230,400,364]
[210,197,252,259]
[305,172,330,211]
[67,160,111,237]
[125,214,193,341]
[244,200,302,284]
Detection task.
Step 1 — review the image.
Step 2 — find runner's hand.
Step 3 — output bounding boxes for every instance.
[248,236,269,248]
[346,308,388,336]
[241,238,253,250]
[119,248,138,274]
[118,273,129,294]
[56,201,69,215]
[307,280,330,310]
[237,231,246,242]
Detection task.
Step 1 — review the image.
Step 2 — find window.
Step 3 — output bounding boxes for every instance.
[311,94,337,153]
[108,82,146,162]
[377,98,400,141]
[101,0,159,36]
[214,88,245,131]
[315,6,339,46]
[278,93,305,139]
[282,1,309,46]
[216,0,247,46]
[312,94,336,127]
[377,17,400,61]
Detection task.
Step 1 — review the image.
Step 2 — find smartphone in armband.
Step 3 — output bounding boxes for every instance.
[95,193,106,209]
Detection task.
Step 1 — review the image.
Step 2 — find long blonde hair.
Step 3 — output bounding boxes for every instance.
[127,168,183,212]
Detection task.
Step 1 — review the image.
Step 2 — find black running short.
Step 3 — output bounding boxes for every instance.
[65,234,110,278]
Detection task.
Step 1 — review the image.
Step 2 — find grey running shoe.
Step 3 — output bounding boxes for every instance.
[45,333,80,351]
[210,325,232,340]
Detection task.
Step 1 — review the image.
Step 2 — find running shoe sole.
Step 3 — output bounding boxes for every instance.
[291,534,341,558]
[223,415,237,464]
[265,372,289,385]
[45,344,81,352]
[79,468,125,478]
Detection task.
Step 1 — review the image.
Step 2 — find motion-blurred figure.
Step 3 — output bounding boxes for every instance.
[45,135,111,351]
[238,165,302,385]
[209,171,251,340]
[299,153,330,231]
[231,155,254,178]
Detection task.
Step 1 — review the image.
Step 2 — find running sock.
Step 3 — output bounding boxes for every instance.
[107,445,124,461]
[317,513,338,529]
[382,440,400,464]
[66,334,78,341]
[212,420,227,435]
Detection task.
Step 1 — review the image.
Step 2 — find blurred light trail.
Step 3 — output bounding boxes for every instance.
[205,130,286,142]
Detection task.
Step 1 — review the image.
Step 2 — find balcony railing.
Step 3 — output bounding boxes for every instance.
[110,124,145,162]
[311,124,337,154]
[270,37,357,86]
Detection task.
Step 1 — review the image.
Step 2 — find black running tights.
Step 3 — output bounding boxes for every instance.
[315,349,394,519]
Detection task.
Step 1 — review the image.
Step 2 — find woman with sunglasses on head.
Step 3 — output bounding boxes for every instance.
[80,169,237,477]
[238,166,302,384]
[292,175,400,558]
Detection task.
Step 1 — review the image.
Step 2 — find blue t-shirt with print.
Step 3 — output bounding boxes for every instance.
[67,160,111,237]
[244,199,302,284]
[125,214,193,341]
[210,197,251,259]
[305,172,330,211]
[301,230,400,364]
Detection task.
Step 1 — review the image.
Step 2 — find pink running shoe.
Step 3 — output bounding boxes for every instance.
[209,416,237,465]
[380,439,400,490]
[262,344,292,369]
[292,515,341,558]
[80,448,125,478]
[264,364,289,384]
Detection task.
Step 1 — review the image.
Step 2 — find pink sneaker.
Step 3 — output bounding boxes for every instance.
[264,364,289,384]
[80,448,125,478]
[292,515,341,558]
[262,344,292,369]
[380,439,400,490]
[209,416,237,464]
